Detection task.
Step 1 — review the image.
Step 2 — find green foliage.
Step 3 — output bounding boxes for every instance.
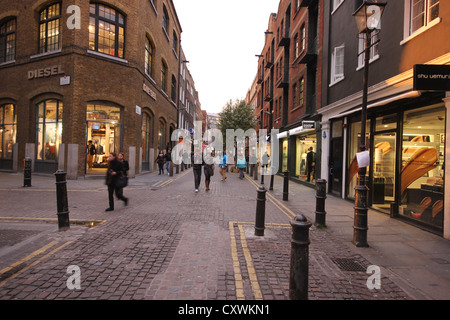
[218,99,257,140]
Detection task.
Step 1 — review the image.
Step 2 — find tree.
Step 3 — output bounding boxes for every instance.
[218,99,257,141]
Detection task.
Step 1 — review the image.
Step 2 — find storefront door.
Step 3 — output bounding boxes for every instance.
[86,103,121,174]
[330,137,343,196]
[372,132,397,211]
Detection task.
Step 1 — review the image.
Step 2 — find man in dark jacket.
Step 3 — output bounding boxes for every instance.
[105,152,128,211]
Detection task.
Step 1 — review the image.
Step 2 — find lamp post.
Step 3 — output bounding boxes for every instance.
[352,1,386,248]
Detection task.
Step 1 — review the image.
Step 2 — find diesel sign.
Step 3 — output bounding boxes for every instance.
[28,65,65,80]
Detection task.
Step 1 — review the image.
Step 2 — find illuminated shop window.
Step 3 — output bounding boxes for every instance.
[38,3,61,53]
[0,18,16,63]
[89,3,125,58]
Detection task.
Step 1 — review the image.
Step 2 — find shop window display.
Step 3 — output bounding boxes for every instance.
[0,104,16,160]
[86,103,121,173]
[295,134,316,183]
[400,104,445,230]
[36,100,62,161]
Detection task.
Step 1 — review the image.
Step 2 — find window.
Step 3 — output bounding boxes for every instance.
[142,112,152,168]
[161,60,168,92]
[36,100,63,161]
[39,3,61,54]
[162,6,169,35]
[89,3,125,58]
[0,18,16,63]
[299,78,305,107]
[0,104,16,159]
[300,25,306,53]
[293,83,298,107]
[171,75,177,102]
[410,0,439,35]
[332,0,345,12]
[145,37,154,77]
[173,31,178,55]
[357,31,380,69]
[330,45,345,85]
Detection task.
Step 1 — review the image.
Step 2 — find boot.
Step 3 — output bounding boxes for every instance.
[205,180,210,191]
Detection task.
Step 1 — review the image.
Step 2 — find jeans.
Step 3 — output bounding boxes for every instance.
[193,168,202,189]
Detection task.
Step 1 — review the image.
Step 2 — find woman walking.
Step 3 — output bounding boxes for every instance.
[105,152,128,211]
[155,150,166,175]
[204,149,215,191]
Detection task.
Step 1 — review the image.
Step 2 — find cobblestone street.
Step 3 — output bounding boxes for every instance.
[2,168,446,306]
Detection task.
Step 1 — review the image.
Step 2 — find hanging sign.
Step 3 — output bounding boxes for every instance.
[414,64,450,91]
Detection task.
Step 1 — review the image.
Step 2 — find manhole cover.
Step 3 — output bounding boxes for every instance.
[331,258,366,272]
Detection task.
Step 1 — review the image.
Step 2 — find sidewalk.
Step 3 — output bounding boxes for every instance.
[0,169,448,301]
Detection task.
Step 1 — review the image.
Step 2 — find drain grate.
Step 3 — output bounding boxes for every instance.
[331,258,366,272]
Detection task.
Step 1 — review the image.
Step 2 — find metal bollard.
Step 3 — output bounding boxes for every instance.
[253,164,258,180]
[269,173,274,191]
[23,157,32,187]
[55,170,70,231]
[283,170,289,201]
[176,164,179,174]
[289,214,312,300]
[255,185,266,236]
[315,179,327,228]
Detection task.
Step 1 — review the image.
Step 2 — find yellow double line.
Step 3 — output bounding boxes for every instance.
[245,175,297,219]
[0,240,73,287]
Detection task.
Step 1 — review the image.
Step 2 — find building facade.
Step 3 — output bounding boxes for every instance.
[319,0,449,238]
[0,0,188,178]
[254,0,324,185]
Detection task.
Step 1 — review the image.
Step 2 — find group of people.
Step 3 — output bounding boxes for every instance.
[155,149,172,175]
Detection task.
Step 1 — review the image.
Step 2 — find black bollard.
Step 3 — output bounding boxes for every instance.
[260,166,265,185]
[253,164,258,180]
[176,164,179,174]
[55,170,70,231]
[23,157,32,187]
[289,214,312,300]
[283,170,289,201]
[255,185,266,236]
[315,179,327,228]
[269,173,274,191]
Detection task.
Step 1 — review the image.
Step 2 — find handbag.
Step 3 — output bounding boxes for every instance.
[115,174,128,188]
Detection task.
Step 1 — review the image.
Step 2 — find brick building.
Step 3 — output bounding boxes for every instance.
[0,0,187,178]
[254,0,324,184]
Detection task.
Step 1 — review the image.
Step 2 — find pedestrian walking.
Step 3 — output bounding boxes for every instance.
[165,148,172,175]
[192,150,203,192]
[105,152,128,211]
[306,147,315,182]
[237,154,246,180]
[86,140,96,169]
[219,152,227,181]
[155,150,165,175]
[117,152,129,200]
[204,149,215,191]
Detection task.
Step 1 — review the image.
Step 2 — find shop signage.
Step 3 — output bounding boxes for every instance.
[414,64,450,91]
[302,121,315,129]
[143,83,157,101]
[28,65,65,80]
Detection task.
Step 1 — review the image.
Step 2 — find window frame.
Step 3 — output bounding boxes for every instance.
[38,3,61,54]
[330,45,345,86]
[402,0,441,44]
[357,30,380,70]
[89,3,126,59]
[0,18,16,63]
[145,36,154,78]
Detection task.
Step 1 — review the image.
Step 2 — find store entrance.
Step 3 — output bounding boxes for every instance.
[86,121,120,174]
[372,132,397,212]
[86,103,122,175]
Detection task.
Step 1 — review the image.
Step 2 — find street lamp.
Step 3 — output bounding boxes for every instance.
[351,1,386,248]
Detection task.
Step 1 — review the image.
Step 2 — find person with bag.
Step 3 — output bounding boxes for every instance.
[155,150,166,175]
[105,152,128,211]
[219,152,227,181]
[237,153,247,180]
[204,149,215,191]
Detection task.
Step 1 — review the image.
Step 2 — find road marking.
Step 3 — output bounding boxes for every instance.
[229,221,245,300]
[0,241,73,287]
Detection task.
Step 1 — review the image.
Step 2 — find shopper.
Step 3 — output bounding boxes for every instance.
[155,150,165,175]
[165,148,172,175]
[192,151,203,192]
[219,152,227,181]
[306,147,315,182]
[105,152,128,211]
[237,154,246,180]
[87,140,96,169]
[117,152,129,200]
[204,149,215,191]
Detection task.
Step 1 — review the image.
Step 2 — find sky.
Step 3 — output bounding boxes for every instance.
[172,0,280,115]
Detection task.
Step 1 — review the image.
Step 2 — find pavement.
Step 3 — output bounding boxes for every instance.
[0,166,449,304]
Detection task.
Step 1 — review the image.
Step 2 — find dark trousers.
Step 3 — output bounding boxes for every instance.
[108,184,126,209]
[193,168,202,189]
[158,163,164,174]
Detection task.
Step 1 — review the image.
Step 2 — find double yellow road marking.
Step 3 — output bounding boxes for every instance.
[0,241,73,287]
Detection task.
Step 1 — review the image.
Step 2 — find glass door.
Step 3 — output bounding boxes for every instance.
[372,132,397,211]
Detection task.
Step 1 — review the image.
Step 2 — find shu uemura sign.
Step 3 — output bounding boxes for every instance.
[414,64,450,91]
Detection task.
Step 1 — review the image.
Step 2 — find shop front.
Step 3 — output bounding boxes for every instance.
[0,103,16,170]
[86,103,122,175]
[278,122,319,186]
[342,93,446,234]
